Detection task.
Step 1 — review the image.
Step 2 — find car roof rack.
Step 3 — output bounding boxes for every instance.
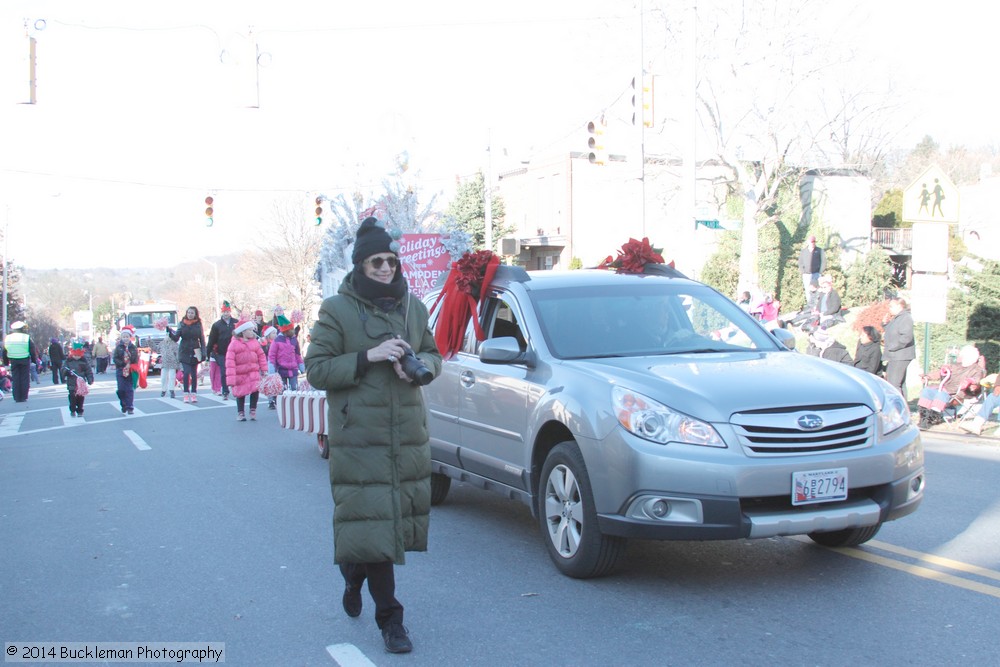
[642,263,688,279]
[433,262,531,289]
[495,265,531,283]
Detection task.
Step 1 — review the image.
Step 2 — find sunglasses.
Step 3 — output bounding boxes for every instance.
[365,256,399,270]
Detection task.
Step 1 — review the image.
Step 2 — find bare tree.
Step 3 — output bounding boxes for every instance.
[656,0,898,293]
[254,196,325,326]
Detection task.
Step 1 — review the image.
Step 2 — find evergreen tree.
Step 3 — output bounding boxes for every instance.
[443,172,510,252]
[844,244,893,307]
[920,258,1000,374]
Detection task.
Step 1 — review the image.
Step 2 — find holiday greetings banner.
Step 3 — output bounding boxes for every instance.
[398,234,451,299]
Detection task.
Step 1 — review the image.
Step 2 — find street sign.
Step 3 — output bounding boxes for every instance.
[911,222,950,273]
[909,273,948,324]
[695,219,721,229]
[902,164,959,224]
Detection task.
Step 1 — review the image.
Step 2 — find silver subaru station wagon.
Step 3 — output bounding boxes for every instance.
[423,264,924,578]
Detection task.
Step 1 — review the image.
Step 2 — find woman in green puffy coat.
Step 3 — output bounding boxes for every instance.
[305,217,441,655]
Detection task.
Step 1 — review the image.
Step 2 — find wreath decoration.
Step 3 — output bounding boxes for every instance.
[430,250,501,359]
[596,237,671,274]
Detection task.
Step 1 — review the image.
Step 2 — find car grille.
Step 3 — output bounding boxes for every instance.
[136,336,163,352]
[730,404,873,456]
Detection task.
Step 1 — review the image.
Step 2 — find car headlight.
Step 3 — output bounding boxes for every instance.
[878,390,909,436]
[612,386,726,447]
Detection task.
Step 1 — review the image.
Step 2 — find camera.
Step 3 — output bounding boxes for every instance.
[398,349,434,386]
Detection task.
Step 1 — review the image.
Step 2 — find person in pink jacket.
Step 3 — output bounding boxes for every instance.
[226,320,268,422]
[267,316,305,391]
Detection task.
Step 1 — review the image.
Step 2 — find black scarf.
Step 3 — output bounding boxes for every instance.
[352,266,407,312]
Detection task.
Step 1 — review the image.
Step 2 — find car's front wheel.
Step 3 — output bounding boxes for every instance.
[539,442,626,578]
[430,473,451,505]
[808,523,882,547]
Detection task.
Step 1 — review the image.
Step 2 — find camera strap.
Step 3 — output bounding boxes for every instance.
[355,294,410,342]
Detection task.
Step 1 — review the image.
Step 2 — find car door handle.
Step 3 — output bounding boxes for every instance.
[460,370,475,388]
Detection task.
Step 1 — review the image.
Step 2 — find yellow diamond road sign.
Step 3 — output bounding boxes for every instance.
[902,164,959,224]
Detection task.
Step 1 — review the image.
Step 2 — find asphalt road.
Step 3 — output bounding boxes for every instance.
[2,378,999,666]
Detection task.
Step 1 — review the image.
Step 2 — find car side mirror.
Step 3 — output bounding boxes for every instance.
[770,327,796,350]
[479,337,534,367]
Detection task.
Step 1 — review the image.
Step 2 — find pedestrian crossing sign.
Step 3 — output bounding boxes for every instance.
[903,164,959,224]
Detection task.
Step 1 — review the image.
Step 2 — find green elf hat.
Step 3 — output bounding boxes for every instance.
[221,301,232,313]
[276,314,294,333]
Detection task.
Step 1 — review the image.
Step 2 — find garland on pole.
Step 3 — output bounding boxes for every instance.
[430,250,501,359]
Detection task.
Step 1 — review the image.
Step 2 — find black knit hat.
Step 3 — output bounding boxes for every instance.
[352,216,396,265]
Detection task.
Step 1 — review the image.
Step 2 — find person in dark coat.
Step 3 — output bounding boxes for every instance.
[806,329,853,365]
[797,235,826,308]
[169,305,207,403]
[207,302,237,400]
[48,338,66,384]
[853,326,882,375]
[113,326,139,414]
[305,217,442,654]
[61,341,94,417]
[882,297,915,399]
[816,275,844,327]
[3,321,38,403]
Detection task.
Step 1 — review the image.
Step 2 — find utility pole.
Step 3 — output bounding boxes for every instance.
[2,209,8,336]
[484,130,493,252]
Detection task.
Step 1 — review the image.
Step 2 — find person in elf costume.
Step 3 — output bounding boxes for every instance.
[113,326,140,414]
[252,309,267,337]
[269,315,304,392]
[61,341,94,417]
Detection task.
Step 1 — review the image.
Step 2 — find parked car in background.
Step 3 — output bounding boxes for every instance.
[422,264,924,578]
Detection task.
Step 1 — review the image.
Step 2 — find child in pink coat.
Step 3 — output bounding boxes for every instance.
[225,320,268,422]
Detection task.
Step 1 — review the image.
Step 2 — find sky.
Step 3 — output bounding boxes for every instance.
[1,0,998,271]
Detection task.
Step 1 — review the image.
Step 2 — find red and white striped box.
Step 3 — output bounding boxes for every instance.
[277,390,327,436]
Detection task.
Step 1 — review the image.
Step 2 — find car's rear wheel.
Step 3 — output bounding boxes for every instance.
[808,523,882,547]
[430,473,451,505]
[539,442,626,578]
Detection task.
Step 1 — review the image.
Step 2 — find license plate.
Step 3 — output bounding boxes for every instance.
[792,468,848,506]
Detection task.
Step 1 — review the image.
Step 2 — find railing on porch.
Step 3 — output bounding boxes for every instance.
[872,227,912,254]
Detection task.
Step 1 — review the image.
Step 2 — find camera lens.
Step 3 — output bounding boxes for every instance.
[399,350,434,386]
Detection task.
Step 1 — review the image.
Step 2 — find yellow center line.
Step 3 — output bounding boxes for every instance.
[865,539,1000,583]
[828,546,1000,599]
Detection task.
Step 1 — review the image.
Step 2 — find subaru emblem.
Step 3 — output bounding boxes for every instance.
[797,414,824,430]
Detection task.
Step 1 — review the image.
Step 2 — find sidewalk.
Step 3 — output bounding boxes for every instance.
[910,409,1000,443]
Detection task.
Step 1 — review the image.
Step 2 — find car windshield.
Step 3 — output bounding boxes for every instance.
[530,282,781,359]
[127,311,177,328]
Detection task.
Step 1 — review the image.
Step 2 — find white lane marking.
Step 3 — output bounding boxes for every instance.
[61,407,84,426]
[0,401,230,438]
[123,430,151,451]
[325,644,376,667]
[0,413,26,437]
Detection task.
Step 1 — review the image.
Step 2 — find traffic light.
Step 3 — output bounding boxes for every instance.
[205,196,214,227]
[642,75,654,128]
[315,196,323,225]
[630,77,638,126]
[586,119,607,165]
